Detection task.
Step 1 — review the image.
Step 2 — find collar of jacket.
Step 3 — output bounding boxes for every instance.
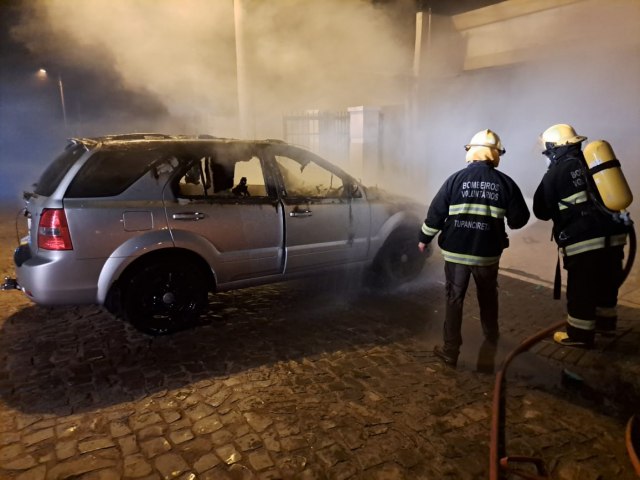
[545,143,583,165]
[467,161,495,169]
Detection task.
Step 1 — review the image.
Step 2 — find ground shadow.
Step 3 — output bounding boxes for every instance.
[0,264,445,415]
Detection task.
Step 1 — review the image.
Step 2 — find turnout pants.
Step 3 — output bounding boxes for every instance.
[443,261,500,355]
[564,245,624,343]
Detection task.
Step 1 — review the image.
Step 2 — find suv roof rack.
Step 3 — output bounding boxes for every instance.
[99,133,175,141]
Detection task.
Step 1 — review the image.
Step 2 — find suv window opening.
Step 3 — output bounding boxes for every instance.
[34,143,88,197]
[173,146,272,201]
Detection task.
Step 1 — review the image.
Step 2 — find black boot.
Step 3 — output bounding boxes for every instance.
[434,345,458,368]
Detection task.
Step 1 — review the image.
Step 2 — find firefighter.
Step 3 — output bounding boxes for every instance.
[533,124,629,348]
[418,129,530,367]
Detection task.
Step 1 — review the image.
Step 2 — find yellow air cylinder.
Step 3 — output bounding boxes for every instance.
[583,140,633,212]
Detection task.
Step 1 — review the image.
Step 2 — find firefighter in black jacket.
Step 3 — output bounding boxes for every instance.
[533,124,628,348]
[418,129,530,367]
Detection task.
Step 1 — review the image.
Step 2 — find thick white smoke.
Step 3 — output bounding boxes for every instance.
[12,0,414,137]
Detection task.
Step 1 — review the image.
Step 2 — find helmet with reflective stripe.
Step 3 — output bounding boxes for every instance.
[541,124,587,148]
[464,129,505,166]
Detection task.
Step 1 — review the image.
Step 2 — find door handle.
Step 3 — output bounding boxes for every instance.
[289,209,312,217]
[172,212,206,221]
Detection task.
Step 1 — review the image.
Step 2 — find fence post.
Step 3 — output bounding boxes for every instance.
[348,106,381,185]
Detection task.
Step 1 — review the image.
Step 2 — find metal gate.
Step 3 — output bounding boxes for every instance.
[282,110,350,167]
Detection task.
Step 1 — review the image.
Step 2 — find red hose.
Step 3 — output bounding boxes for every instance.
[626,415,640,476]
[489,319,566,480]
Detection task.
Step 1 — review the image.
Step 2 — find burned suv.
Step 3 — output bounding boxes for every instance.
[11,134,426,334]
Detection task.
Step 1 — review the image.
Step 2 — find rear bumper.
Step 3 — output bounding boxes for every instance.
[15,245,99,305]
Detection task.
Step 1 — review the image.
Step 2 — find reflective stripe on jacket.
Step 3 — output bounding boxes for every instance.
[419,162,530,266]
[561,233,627,257]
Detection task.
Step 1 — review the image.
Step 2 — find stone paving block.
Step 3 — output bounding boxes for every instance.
[243,412,273,433]
[78,437,116,453]
[55,439,77,460]
[168,428,194,445]
[130,413,162,431]
[185,402,215,422]
[276,454,308,476]
[22,428,54,447]
[210,429,235,447]
[3,454,37,470]
[215,444,242,465]
[159,410,182,425]
[562,346,587,365]
[193,453,221,474]
[153,453,190,479]
[109,420,132,438]
[204,389,233,408]
[117,435,139,456]
[279,435,308,452]
[0,443,23,462]
[260,431,281,454]
[236,432,262,452]
[177,436,214,460]
[14,464,46,480]
[139,437,171,458]
[137,425,165,441]
[393,447,422,469]
[247,449,274,472]
[66,467,118,480]
[46,454,117,480]
[192,415,224,435]
[31,419,57,430]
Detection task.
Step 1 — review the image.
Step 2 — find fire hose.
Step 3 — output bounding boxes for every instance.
[622,223,637,285]
[490,224,638,479]
[489,317,640,479]
[489,319,565,480]
[627,414,640,476]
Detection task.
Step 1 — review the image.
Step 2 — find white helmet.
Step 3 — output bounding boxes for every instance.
[465,129,505,165]
[541,124,587,148]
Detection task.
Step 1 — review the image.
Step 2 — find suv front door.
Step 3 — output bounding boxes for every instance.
[268,145,370,273]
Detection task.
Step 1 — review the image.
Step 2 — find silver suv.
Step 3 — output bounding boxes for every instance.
[11,134,427,334]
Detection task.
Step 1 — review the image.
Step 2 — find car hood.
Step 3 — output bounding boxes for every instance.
[364,186,427,217]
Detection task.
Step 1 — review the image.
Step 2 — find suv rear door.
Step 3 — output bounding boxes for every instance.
[164,144,284,285]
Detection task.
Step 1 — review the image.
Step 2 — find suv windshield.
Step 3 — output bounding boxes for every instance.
[34,142,87,196]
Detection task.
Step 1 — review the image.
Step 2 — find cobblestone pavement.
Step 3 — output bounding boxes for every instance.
[1,208,639,480]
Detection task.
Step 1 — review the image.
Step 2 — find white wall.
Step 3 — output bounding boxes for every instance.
[411,0,640,219]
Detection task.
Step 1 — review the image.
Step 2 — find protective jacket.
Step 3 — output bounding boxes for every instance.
[533,146,628,256]
[419,161,530,266]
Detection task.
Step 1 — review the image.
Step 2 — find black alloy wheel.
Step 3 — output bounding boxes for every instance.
[123,259,209,335]
[373,229,426,288]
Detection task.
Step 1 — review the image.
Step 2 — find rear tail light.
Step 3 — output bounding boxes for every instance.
[38,208,73,251]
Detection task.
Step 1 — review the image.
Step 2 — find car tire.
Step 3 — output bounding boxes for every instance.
[122,258,209,335]
[370,228,426,288]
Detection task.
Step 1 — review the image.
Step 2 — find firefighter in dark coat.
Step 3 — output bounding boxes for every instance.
[533,124,628,348]
[418,129,530,367]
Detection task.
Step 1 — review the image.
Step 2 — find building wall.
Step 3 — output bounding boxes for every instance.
[412,0,640,219]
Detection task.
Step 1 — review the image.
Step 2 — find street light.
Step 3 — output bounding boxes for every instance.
[37,68,67,128]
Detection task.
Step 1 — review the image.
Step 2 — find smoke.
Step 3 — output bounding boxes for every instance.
[0,0,417,204]
[10,0,414,136]
[411,0,640,215]
[1,0,638,213]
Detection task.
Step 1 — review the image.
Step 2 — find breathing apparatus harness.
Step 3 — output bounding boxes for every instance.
[543,142,636,299]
